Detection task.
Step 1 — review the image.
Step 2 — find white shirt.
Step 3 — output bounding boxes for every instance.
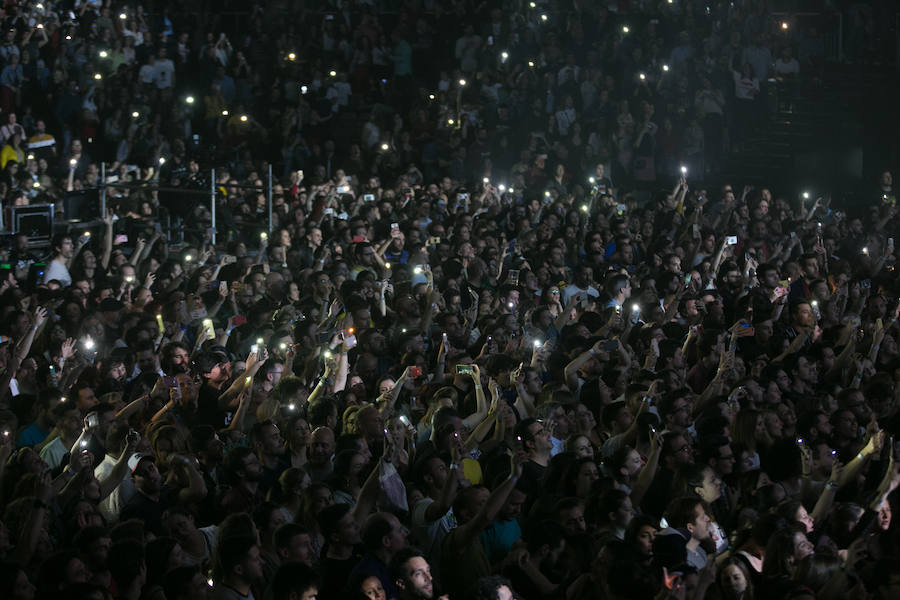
[40,437,68,470]
[153,58,175,89]
[95,452,137,523]
[43,258,71,287]
[138,63,157,85]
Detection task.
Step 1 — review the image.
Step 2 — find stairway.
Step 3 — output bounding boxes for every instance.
[718,63,898,196]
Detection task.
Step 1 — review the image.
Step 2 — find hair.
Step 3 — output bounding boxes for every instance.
[471,575,514,600]
[793,553,841,594]
[213,535,258,581]
[271,562,319,600]
[361,512,395,553]
[673,463,712,499]
[717,557,755,600]
[163,565,202,600]
[663,497,704,530]
[274,522,310,553]
[388,546,427,586]
[762,525,806,578]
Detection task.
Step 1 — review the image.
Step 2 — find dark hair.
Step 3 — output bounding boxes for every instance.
[164,565,202,600]
[271,562,319,600]
[388,546,427,585]
[213,535,257,581]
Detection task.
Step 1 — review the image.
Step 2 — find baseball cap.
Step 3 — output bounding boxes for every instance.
[99,298,125,312]
[127,453,154,474]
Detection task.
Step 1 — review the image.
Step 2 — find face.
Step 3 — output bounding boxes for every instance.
[721,565,747,596]
[635,525,656,557]
[399,556,433,599]
[688,504,712,541]
[362,577,386,600]
[793,532,814,561]
[696,468,722,503]
[796,505,815,533]
[572,436,594,458]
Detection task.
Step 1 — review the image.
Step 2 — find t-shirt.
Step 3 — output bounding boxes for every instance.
[210,584,254,600]
[43,259,71,287]
[411,497,456,574]
[17,423,48,447]
[440,526,492,599]
[95,452,137,523]
[39,437,68,470]
[154,59,175,88]
[120,487,174,536]
[481,518,522,563]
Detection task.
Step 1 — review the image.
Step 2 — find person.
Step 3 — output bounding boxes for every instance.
[390,548,434,600]
[0,3,895,600]
[271,562,319,600]
[211,536,264,600]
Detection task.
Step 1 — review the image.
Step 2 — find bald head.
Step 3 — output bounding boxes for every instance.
[309,426,335,466]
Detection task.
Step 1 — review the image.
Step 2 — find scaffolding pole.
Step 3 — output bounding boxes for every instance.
[100,163,107,217]
[267,163,273,234]
[210,168,216,245]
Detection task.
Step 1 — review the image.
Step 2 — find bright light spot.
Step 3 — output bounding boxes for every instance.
[541,14,548,21]
[622,25,630,33]
[589,176,596,184]
[32,181,40,188]
[802,191,810,199]
[781,21,789,30]
[240,115,248,122]
[288,52,296,61]
[681,165,687,174]
[385,262,391,269]
[447,118,454,125]
[581,204,588,212]
[633,304,640,311]
[381,143,389,151]
[131,111,139,118]
[663,64,670,71]
[483,177,489,184]
[185,96,195,104]
[99,50,108,58]
[528,61,535,67]
[329,70,337,77]
[119,13,127,19]
[498,184,506,192]
[93,73,102,80]
[459,79,466,86]
[221,110,229,116]
[639,72,646,80]
[428,94,435,100]
[158,157,166,165]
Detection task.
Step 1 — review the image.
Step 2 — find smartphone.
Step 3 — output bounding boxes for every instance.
[616,203,627,215]
[684,273,692,288]
[509,269,520,285]
[85,413,99,428]
[631,305,641,324]
[398,415,412,429]
[428,236,441,246]
[726,236,738,245]
[391,222,400,233]
[114,234,129,244]
[223,255,237,264]
[231,315,247,327]
[408,366,422,378]
[363,194,375,202]
[352,235,366,243]
[323,207,335,216]
[692,224,700,239]
[457,193,469,201]
[343,333,358,349]
[207,280,221,291]
[861,279,872,289]
[602,340,618,351]
[456,364,474,375]
[336,186,349,194]
[163,376,182,400]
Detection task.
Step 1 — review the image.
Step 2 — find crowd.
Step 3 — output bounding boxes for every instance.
[0,2,896,600]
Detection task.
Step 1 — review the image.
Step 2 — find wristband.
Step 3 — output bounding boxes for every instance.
[826,481,839,490]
